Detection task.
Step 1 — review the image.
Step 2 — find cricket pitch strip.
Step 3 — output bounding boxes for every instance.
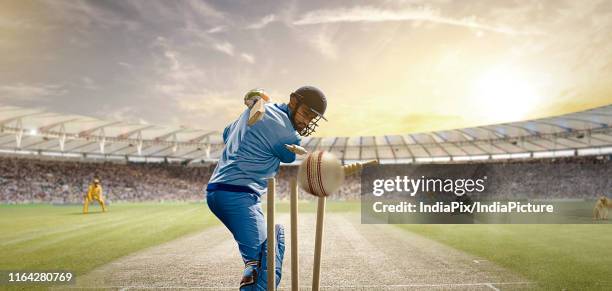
[75,213,533,290]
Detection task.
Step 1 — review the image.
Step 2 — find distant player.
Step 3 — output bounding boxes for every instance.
[593,195,610,220]
[206,86,327,290]
[83,178,107,214]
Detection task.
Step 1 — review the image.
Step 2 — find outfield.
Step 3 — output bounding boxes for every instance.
[1,202,611,290]
[0,203,216,276]
[400,224,612,290]
[0,202,356,276]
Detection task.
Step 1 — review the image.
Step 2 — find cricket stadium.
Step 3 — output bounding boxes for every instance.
[1,1,612,290]
[1,104,611,290]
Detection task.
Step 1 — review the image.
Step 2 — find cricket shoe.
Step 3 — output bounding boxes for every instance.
[239,260,259,289]
[245,224,285,291]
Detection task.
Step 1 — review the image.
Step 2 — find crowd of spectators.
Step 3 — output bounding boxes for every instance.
[482,155,611,199]
[0,156,214,204]
[0,155,609,204]
[364,155,611,201]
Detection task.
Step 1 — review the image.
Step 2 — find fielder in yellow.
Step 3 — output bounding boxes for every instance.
[83,178,107,214]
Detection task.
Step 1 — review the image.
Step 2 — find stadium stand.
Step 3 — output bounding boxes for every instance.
[0,155,609,204]
[0,104,610,204]
[0,104,611,163]
[0,156,213,203]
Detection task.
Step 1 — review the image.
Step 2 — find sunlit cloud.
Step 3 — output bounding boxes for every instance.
[118,62,133,69]
[213,41,235,56]
[1,0,610,137]
[241,53,255,64]
[246,14,277,29]
[306,28,338,59]
[80,77,99,90]
[294,6,543,35]
[0,83,67,101]
[185,0,225,20]
[207,25,227,34]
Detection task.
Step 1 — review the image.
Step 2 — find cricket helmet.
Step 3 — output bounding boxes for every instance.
[290,86,327,136]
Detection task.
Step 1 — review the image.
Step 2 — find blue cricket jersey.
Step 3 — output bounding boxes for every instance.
[206,103,301,196]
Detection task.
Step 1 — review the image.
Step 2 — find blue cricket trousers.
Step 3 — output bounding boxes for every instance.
[206,190,284,290]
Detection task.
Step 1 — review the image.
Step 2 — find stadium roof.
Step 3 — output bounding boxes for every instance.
[1,104,611,163]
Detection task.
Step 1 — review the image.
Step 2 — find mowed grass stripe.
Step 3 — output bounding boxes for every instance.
[0,207,163,246]
[0,203,171,240]
[20,207,211,273]
[0,203,216,275]
[2,204,183,248]
[3,204,200,252]
[399,224,612,290]
[8,206,201,255]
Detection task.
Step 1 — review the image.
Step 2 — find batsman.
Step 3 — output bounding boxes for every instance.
[206,86,327,290]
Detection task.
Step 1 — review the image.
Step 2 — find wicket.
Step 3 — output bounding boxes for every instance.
[312,194,326,291]
[267,178,325,291]
[290,178,299,291]
[267,177,326,291]
[267,178,275,291]
[266,158,375,290]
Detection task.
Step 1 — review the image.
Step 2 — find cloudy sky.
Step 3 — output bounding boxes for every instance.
[1,0,612,136]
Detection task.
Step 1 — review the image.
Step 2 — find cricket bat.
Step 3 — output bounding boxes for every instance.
[248,98,266,126]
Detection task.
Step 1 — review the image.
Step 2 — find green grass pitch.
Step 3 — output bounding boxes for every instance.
[1,201,611,290]
[0,201,356,277]
[0,203,217,277]
[399,223,612,290]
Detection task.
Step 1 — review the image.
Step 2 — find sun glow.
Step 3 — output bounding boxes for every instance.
[470,67,543,123]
